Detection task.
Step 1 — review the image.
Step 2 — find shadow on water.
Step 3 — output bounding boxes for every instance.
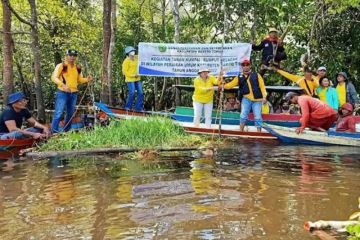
[0,141,359,239]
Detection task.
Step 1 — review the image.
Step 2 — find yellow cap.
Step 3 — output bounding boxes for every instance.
[226,93,236,98]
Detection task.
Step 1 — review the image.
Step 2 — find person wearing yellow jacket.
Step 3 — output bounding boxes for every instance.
[51,49,93,133]
[223,59,267,132]
[275,66,319,96]
[122,46,143,111]
[192,67,221,128]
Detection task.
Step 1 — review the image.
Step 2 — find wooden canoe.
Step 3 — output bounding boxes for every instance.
[263,124,360,146]
[95,103,276,139]
[0,138,36,159]
[173,106,302,127]
[178,122,276,139]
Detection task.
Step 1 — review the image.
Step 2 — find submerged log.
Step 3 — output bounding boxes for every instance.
[25,146,202,159]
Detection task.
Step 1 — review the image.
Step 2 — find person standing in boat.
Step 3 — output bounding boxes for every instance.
[273,66,319,96]
[316,66,327,79]
[334,72,359,108]
[284,92,338,134]
[0,92,50,139]
[192,67,221,128]
[122,46,144,112]
[336,103,357,133]
[315,76,339,111]
[223,59,267,132]
[252,28,287,76]
[51,49,93,133]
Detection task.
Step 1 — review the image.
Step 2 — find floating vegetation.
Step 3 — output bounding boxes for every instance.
[40,117,205,151]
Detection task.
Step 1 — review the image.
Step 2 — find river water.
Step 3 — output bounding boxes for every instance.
[0,140,359,239]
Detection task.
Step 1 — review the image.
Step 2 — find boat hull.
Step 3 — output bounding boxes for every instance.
[173,107,301,127]
[178,122,276,139]
[264,124,360,146]
[0,138,36,159]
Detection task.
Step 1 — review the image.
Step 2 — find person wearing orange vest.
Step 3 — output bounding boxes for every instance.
[51,49,93,133]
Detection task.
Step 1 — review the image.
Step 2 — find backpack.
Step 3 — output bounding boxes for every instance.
[60,62,81,84]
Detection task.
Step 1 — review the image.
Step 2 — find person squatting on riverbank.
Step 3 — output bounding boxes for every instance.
[51,49,93,133]
[192,67,222,128]
[285,92,338,134]
[223,59,267,132]
[0,92,50,139]
[122,46,144,112]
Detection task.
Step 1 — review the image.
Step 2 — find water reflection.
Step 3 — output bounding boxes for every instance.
[0,143,359,239]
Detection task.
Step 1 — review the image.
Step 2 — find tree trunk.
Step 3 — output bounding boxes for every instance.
[101,0,112,104]
[106,0,116,106]
[170,0,181,106]
[28,0,45,121]
[2,0,14,105]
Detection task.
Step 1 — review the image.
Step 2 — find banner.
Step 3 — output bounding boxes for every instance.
[138,42,252,77]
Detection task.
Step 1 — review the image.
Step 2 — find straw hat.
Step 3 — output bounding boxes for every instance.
[268,28,279,34]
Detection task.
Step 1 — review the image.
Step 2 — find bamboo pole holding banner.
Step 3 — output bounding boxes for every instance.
[217,0,228,137]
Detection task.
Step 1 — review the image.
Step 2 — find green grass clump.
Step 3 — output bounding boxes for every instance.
[39,117,204,151]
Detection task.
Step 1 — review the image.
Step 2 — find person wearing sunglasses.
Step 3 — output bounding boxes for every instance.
[222,59,267,132]
[0,92,50,139]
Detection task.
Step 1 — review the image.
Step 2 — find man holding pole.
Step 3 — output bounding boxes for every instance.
[51,49,93,133]
[222,59,267,132]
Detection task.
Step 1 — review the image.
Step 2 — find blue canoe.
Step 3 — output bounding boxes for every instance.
[263,124,360,146]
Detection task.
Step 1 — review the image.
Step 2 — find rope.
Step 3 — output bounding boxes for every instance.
[60,81,92,132]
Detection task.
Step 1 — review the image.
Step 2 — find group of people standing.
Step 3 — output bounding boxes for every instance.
[1,28,359,140]
[191,28,359,133]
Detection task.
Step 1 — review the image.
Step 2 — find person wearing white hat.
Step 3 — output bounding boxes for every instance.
[317,66,327,79]
[122,46,143,111]
[192,67,222,128]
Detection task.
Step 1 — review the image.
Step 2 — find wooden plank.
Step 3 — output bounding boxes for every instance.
[25,147,201,159]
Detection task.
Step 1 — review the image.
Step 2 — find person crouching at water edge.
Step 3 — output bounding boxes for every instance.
[222,59,267,132]
[284,92,338,134]
[192,67,222,128]
[0,92,50,139]
[122,46,144,112]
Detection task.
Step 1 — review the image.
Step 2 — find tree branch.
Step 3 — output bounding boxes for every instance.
[14,41,32,45]
[0,29,31,35]
[6,1,33,26]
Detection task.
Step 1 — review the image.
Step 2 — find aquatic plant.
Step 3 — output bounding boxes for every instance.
[39,117,204,151]
[347,197,360,240]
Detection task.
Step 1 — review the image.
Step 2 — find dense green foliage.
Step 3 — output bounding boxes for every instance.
[347,223,360,240]
[39,117,203,150]
[1,0,360,110]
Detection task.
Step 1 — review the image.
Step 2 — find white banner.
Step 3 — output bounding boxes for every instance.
[138,42,252,77]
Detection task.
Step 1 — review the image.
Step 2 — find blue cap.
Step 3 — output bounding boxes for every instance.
[7,92,27,105]
[125,46,136,54]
